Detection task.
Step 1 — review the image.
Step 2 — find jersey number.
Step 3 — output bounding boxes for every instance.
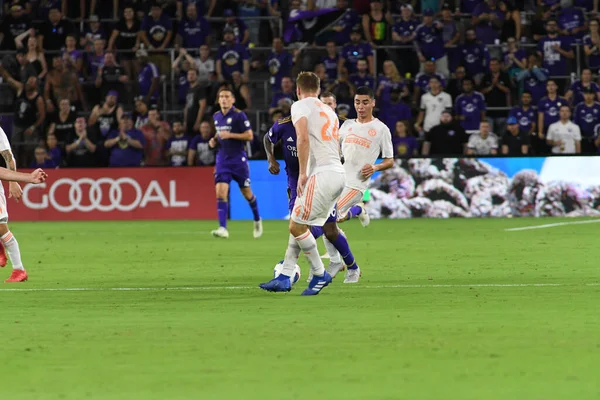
[319,112,339,142]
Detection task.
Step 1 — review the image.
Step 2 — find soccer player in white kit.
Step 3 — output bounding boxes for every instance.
[328,87,395,282]
[260,72,346,295]
[0,127,48,282]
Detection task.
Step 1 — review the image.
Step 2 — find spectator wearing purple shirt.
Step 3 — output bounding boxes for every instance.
[413,60,446,105]
[339,25,375,76]
[391,4,420,76]
[558,0,587,42]
[349,59,374,89]
[392,120,418,157]
[46,133,63,166]
[216,27,250,83]
[104,115,146,167]
[516,54,549,105]
[379,88,412,136]
[267,37,293,90]
[224,9,250,46]
[537,79,568,152]
[269,76,295,115]
[188,120,216,166]
[472,0,505,46]
[459,28,490,85]
[88,39,106,81]
[136,49,161,104]
[441,5,460,73]
[331,0,360,44]
[166,122,192,166]
[63,34,83,77]
[584,19,600,72]
[80,15,107,53]
[376,60,407,105]
[30,147,57,169]
[140,3,173,74]
[509,92,537,135]
[503,37,527,78]
[176,3,211,50]
[455,78,487,132]
[537,19,574,86]
[413,8,449,77]
[321,41,340,81]
[573,87,600,152]
[566,68,600,107]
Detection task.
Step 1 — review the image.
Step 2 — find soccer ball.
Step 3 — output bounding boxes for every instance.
[273,261,301,285]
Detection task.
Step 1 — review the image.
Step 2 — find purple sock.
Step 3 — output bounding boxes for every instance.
[248,196,260,221]
[349,205,362,218]
[310,226,323,239]
[331,234,358,269]
[217,199,228,228]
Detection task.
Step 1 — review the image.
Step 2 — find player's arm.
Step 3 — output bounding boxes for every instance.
[263,131,280,175]
[293,116,310,193]
[0,168,46,184]
[537,111,544,138]
[362,129,394,178]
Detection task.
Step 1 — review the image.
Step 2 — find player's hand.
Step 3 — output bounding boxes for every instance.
[268,159,280,175]
[29,169,47,184]
[361,164,376,179]
[8,182,23,202]
[297,173,308,196]
[209,137,218,148]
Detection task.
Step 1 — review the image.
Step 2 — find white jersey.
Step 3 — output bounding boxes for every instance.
[0,127,11,188]
[547,120,581,154]
[340,118,393,191]
[420,91,452,132]
[0,127,13,222]
[291,97,344,175]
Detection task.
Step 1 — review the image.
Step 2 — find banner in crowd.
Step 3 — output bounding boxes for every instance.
[231,158,600,220]
[5,168,216,221]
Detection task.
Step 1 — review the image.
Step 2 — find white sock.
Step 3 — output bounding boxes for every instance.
[295,231,325,277]
[323,236,342,263]
[2,231,24,271]
[281,234,301,277]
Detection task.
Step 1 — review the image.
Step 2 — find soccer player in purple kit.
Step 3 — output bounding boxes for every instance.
[209,88,262,239]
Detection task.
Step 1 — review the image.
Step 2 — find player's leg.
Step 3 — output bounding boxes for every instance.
[322,219,360,282]
[0,195,27,282]
[337,188,370,227]
[212,174,231,238]
[235,167,262,238]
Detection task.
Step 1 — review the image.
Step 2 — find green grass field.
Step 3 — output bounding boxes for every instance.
[1,218,599,400]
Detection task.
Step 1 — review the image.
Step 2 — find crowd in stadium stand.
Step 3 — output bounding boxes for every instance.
[0,0,599,169]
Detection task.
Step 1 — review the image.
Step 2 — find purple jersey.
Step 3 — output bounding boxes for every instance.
[460,0,483,13]
[573,101,600,137]
[509,106,537,133]
[584,34,600,69]
[415,72,446,93]
[107,129,146,167]
[393,136,418,157]
[225,20,248,44]
[459,42,490,76]
[340,42,374,74]
[392,18,418,44]
[48,146,62,166]
[414,22,446,61]
[270,92,294,109]
[523,68,549,104]
[503,49,527,72]
[455,92,486,131]
[166,134,191,166]
[88,53,105,79]
[30,159,57,169]
[267,115,298,211]
[217,43,250,81]
[267,51,293,89]
[537,35,573,77]
[321,55,339,81]
[538,96,568,129]
[377,76,405,104]
[558,7,586,41]
[473,3,504,44]
[188,135,215,165]
[334,9,360,44]
[349,73,374,89]
[380,102,412,134]
[141,14,173,48]
[178,16,210,48]
[570,80,600,105]
[139,62,160,100]
[213,107,252,169]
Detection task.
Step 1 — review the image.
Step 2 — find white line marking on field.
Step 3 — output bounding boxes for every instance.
[0,283,598,293]
[505,219,600,231]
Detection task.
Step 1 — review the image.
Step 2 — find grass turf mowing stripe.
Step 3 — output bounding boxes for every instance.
[505,218,600,231]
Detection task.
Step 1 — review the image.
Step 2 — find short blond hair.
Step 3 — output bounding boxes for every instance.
[296,71,320,94]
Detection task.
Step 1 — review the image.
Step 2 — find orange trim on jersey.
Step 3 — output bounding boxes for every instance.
[338,189,359,210]
[302,176,316,221]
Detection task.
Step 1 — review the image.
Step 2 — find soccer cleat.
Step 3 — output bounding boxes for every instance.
[5,269,27,283]
[356,204,370,227]
[253,219,263,239]
[0,243,6,267]
[259,275,292,292]
[301,271,333,296]
[343,266,361,284]
[327,261,345,278]
[211,227,229,239]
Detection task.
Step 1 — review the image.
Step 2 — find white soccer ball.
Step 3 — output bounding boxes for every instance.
[273,261,301,285]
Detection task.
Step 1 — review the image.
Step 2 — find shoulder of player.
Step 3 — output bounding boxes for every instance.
[277,115,292,124]
[337,114,347,122]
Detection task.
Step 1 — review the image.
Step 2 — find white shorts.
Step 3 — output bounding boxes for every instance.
[291,170,345,226]
[337,186,364,217]
[0,190,7,223]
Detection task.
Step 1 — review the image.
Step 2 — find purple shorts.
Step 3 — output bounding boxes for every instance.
[214,164,251,188]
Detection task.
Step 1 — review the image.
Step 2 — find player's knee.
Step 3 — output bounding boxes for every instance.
[323,223,339,240]
[289,221,306,237]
